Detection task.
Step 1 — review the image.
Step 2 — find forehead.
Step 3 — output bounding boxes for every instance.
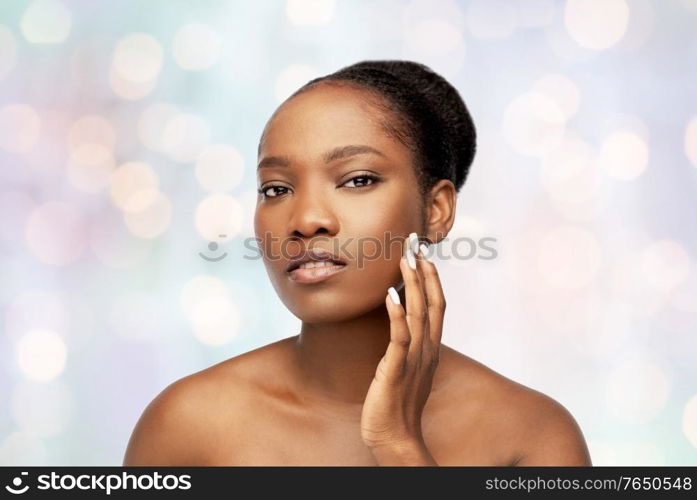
[258,84,406,162]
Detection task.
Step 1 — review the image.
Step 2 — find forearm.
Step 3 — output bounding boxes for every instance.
[369,439,439,466]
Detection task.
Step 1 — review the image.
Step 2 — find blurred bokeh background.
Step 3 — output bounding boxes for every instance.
[0,0,696,465]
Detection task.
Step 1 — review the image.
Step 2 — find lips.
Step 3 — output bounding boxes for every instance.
[287,261,347,284]
[286,247,347,273]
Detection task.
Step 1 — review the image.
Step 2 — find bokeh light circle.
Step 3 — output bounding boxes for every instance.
[16,329,68,381]
[180,275,240,346]
[109,66,158,100]
[137,102,180,152]
[541,133,599,203]
[68,115,116,151]
[403,19,466,79]
[286,0,336,25]
[195,144,245,192]
[195,194,243,241]
[606,356,670,424]
[502,92,566,157]
[597,131,649,181]
[110,161,160,213]
[162,113,211,163]
[564,0,629,50]
[111,33,163,83]
[123,192,172,239]
[66,143,115,193]
[641,239,691,292]
[189,295,241,346]
[531,74,581,120]
[20,0,71,44]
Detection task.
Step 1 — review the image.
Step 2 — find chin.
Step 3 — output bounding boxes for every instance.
[267,264,394,322]
[282,292,382,324]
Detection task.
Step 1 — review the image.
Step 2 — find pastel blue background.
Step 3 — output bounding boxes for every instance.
[1,0,696,465]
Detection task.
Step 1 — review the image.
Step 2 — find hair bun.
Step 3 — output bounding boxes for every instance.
[290,59,477,193]
[344,60,477,191]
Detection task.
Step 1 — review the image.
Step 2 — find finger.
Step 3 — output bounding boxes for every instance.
[417,243,446,346]
[410,233,429,305]
[402,236,428,357]
[381,287,410,380]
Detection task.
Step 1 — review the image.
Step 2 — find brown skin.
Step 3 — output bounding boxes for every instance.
[123,83,592,466]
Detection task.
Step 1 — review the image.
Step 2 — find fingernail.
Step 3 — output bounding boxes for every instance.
[406,247,417,270]
[408,232,419,255]
[419,243,430,260]
[387,286,400,305]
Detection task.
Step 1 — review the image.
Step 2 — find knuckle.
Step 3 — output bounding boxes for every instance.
[424,265,437,276]
[424,350,440,368]
[407,309,427,321]
[429,355,440,370]
[432,298,446,311]
[393,336,411,348]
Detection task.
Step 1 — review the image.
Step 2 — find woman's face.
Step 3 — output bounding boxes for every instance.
[254,83,423,323]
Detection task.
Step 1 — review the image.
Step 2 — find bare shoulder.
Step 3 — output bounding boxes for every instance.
[436,345,592,466]
[123,337,292,465]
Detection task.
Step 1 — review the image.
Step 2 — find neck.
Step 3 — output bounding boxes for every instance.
[291,288,405,408]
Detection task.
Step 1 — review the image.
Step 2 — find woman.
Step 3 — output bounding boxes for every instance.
[124,60,592,466]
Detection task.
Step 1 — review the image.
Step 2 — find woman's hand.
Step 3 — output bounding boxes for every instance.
[360,233,445,465]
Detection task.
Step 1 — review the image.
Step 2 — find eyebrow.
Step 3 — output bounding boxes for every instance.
[257,144,386,170]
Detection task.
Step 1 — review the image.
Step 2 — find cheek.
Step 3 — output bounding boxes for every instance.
[339,188,420,255]
[337,196,417,292]
[253,204,269,239]
[254,206,283,259]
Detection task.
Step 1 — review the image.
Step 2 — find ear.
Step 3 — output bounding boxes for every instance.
[423,179,457,245]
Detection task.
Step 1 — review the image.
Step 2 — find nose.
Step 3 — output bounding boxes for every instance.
[287,189,339,239]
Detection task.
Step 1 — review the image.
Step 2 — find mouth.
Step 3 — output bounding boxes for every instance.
[286,247,348,284]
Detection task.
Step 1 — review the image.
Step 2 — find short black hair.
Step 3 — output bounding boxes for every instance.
[286,59,477,197]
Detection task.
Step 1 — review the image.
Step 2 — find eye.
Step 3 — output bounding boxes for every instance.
[258,185,291,199]
[258,174,381,199]
[342,174,380,189]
